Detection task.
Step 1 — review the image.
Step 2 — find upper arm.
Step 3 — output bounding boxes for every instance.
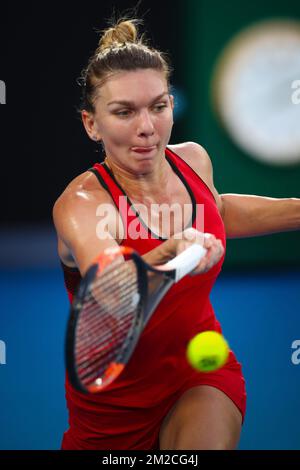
[53,187,122,276]
[170,142,224,218]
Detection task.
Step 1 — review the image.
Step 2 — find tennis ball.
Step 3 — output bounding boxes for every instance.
[186,331,229,372]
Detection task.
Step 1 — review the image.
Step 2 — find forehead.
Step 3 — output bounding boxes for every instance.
[98,69,168,104]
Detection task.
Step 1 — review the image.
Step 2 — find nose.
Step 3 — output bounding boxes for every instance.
[136,109,155,137]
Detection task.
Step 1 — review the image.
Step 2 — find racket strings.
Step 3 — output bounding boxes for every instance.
[76,308,132,359]
[75,264,138,352]
[76,305,137,371]
[76,274,138,338]
[76,312,137,381]
[74,259,143,386]
[76,266,137,339]
[76,286,135,346]
[76,297,137,373]
[76,309,138,382]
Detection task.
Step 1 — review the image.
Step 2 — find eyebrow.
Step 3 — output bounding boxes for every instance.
[107,92,169,107]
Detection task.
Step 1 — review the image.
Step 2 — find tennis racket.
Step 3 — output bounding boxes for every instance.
[66,243,207,393]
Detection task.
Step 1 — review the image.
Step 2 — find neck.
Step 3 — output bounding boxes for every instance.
[104,153,171,201]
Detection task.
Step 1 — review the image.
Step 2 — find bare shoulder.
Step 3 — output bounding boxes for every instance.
[54,172,101,233]
[54,170,106,204]
[53,170,113,224]
[168,142,223,215]
[52,170,121,271]
[168,142,213,181]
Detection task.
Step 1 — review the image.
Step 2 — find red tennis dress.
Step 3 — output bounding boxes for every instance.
[61,147,246,450]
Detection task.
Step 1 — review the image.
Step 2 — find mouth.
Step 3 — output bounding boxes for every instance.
[131,145,157,154]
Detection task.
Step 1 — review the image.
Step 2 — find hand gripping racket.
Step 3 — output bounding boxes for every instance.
[66,243,207,393]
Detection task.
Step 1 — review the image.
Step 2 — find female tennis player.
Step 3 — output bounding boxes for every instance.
[53,18,300,450]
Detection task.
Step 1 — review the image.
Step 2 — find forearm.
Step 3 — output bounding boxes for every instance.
[221,194,300,239]
[142,238,177,266]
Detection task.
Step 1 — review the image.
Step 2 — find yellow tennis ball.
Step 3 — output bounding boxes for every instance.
[186,331,229,372]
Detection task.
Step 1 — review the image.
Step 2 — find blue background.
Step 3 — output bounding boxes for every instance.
[1,251,299,449]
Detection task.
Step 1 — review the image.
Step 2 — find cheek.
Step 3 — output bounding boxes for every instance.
[157,114,173,137]
[101,121,131,146]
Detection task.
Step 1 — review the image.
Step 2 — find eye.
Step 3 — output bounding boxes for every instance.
[153,103,168,112]
[115,109,132,117]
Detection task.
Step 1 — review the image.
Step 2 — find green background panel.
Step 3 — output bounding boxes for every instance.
[180,0,300,268]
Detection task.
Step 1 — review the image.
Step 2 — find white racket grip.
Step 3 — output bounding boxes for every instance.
[164,244,207,282]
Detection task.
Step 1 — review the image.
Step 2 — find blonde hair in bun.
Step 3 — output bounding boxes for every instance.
[79,17,172,113]
[97,20,138,52]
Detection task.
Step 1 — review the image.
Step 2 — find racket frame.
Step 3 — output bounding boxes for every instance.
[66,244,206,393]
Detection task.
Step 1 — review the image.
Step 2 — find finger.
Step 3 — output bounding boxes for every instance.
[190,243,223,275]
[203,233,216,249]
[181,228,205,246]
